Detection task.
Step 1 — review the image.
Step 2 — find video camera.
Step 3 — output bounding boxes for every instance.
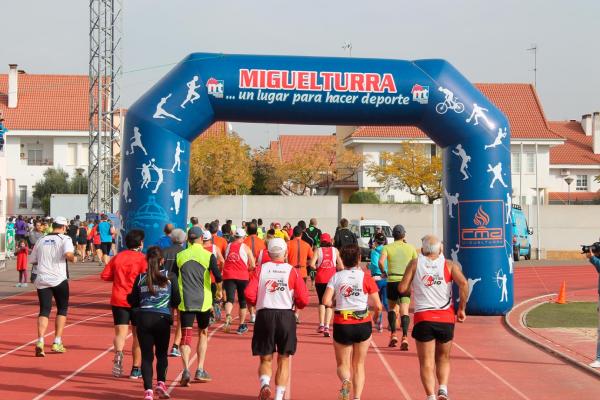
[581,242,600,254]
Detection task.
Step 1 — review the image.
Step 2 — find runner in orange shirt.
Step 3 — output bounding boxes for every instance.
[287,226,313,324]
[209,222,227,257]
[244,222,266,323]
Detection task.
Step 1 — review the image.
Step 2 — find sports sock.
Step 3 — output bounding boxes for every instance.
[38,337,44,344]
[400,315,410,336]
[426,395,436,400]
[172,344,179,349]
[388,311,397,333]
[54,337,62,345]
[259,374,270,387]
[439,384,448,393]
[275,386,286,400]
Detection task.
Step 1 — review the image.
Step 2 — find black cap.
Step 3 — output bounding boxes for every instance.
[188,226,203,241]
[392,224,406,236]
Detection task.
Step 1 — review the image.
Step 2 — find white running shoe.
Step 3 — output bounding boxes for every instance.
[589,360,600,368]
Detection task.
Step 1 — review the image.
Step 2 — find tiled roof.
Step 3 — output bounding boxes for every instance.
[548,121,600,165]
[0,73,89,131]
[548,191,600,204]
[270,134,336,162]
[350,83,561,140]
[197,121,227,139]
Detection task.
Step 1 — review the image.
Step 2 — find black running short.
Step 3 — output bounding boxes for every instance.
[333,322,372,345]
[180,310,211,330]
[223,279,248,308]
[386,281,410,303]
[37,280,70,318]
[412,321,454,343]
[315,283,328,305]
[100,242,112,255]
[112,306,135,326]
[252,309,297,356]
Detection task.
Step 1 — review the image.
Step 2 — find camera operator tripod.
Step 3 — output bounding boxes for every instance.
[583,242,600,368]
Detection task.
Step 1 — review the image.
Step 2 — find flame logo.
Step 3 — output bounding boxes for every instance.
[473,206,490,227]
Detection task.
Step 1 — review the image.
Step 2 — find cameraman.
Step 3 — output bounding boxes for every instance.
[584,243,600,368]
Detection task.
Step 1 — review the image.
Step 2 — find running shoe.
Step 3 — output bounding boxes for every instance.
[15,283,22,287]
[21,283,28,288]
[214,304,222,321]
[130,367,142,380]
[237,324,249,335]
[295,314,300,324]
[51,343,67,353]
[437,388,449,400]
[112,351,124,377]
[323,327,331,338]
[339,379,352,400]
[317,325,325,334]
[250,314,256,324]
[388,336,398,347]
[400,337,409,351]
[180,369,191,387]
[195,369,212,382]
[143,389,153,400]
[155,381,170,399]
[224,315,232,333]
[209,316,215,326]
[35,341,45,357]
[258,383,272,400]
[169,346,181,357]
[376,321,383,333]
[589,360,600,368]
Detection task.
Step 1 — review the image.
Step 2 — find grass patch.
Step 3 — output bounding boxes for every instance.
[526,302,598,328]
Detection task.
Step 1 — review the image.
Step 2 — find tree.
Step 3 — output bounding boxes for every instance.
[33,168,89,215]
[349,190,380,204]
[366,142,442,204]
[250,148,283,195]
[189,132,254,195]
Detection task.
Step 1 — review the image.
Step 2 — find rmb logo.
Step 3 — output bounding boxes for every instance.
[206,77,224,98]
[265,279,286,293]
[411,84,429,104]
[458,200,504,248]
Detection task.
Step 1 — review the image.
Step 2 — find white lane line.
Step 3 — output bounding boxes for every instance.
[167,318,237,394]
[370,339,412,400]
[0,311,112,359]
[453,342,532,400]
[0,279,106,310]
[32,333,132,399]
[0,298,107,325]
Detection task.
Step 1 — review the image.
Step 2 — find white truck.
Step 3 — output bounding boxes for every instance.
[349,219,394,261]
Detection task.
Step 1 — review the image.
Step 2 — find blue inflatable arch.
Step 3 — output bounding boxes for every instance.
[120,53,513,315]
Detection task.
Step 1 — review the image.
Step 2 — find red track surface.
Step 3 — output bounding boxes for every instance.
[0,266,598,399]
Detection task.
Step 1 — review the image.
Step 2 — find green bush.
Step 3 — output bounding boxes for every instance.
[348,190,380,204]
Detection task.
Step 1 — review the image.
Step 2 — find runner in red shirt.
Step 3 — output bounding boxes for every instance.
[323,244,382,400]
[245,238,309,400]
[101,229,147,379]
[244,222,266,323]
[309,233,343,337]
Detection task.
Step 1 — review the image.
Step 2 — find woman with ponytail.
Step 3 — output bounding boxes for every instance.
[128,246,181,400]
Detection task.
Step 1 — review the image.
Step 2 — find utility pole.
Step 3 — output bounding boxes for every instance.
[342,41,352,57]
[526,44,537,88]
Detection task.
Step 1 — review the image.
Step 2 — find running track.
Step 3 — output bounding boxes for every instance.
[0,266,598,399]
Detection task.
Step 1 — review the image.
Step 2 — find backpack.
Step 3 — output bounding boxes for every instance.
[337,228,357,248]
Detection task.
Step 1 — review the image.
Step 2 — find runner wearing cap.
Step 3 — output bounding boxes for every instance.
[379,224,418,350]
[398,235,468,400]
[101,229,147,378]
[245,238,309,400]
[30,216,77,356]
[309,232,343,337]
[202,231,224,323]
[287,226,313,324]
[323,244,382,400]
[175,226,223,386]
[223,228,256,334]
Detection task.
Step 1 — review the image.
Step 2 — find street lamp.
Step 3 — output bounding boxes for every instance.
[564,176,574,205]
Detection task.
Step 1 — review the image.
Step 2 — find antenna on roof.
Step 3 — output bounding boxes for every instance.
[342,41,352,57]
[526,44,537,88]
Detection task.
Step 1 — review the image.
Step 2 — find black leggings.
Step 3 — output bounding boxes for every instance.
[37,280,69,317]
[223,279,248,309]
[136,312,171,390]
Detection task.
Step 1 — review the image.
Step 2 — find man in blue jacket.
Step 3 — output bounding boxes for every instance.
[585,242,600,368]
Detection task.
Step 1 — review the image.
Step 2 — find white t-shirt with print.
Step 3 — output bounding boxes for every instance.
[30,233,74,289]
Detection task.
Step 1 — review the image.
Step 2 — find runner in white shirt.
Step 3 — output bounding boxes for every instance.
[398,235,468,400]
[29,216,76,357]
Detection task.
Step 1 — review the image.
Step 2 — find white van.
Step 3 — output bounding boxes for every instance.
[350,219,394,261]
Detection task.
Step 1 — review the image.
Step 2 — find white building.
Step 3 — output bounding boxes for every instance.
[0,64,89,215]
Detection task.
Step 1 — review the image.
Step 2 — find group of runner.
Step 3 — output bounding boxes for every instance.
[28,214,468,400]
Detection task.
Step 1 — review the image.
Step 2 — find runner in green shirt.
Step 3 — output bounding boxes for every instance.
[379,224,418,350]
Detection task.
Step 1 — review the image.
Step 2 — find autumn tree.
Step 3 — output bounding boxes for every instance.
[366,142,442,203]
[250,148,284,195]
[189,132,253,195]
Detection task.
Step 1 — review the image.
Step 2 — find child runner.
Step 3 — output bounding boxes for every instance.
[101,229,147,379]
[309,233,343,337]
[16,239,29,287]
[128,246,181,400]
[323,244,382,400]
[368,232,388,332]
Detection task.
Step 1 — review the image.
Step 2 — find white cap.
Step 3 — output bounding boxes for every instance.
[54,216,68,226]
[268,238,287,253]
[235,228,246,237]
[202,231,212,241]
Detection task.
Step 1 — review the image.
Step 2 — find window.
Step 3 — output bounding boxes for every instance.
[387,194,395,203]
[576,175,588,191]
[511,152,521,173]
[27,144,43,166]
[32,192,41,209]
[80,144,89,166]
[378,155,387,167]
[18,185,27,208]
[430,144,437,157]
[67,143,78,165]
[360,225,392,239]
[525,153,535,174]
